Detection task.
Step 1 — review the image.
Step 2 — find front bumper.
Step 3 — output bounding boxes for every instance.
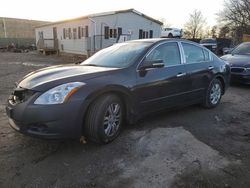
[231,73,250,85]
[8,117,66,139]
[6,93,87,139]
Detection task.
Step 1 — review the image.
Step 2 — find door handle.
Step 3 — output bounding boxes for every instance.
[176,72,186,77]
[208,66,214,70]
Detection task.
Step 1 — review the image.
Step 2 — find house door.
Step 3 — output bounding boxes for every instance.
[53,27,57,39]
[53,27,58,50]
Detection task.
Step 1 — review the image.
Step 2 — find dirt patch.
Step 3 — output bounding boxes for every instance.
[110,127,231,187]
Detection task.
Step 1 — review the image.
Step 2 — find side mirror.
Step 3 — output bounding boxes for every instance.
[139,59,164,70]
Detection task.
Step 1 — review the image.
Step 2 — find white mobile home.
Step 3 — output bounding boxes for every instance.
[35,9,162,56]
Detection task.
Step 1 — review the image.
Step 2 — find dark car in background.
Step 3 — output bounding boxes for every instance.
[200,38,218,54]
[200,38,232,55]
[6,38,230,143]
[221,42,250,84]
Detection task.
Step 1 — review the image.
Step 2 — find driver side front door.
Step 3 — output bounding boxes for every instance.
[134,42,189,114]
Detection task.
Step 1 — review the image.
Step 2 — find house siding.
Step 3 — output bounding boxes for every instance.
[35,10,162,55]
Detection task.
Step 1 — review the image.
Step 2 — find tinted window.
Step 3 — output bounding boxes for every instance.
[146,42,181,66]
[182,43,205,63]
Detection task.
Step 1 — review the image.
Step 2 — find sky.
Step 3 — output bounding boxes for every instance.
[0,0,225,28]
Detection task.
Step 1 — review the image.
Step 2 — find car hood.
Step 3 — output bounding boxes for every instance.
[18,65,119,91]
[221,54,250,67]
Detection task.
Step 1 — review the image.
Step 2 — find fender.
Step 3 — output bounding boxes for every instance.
[84,84,137,124]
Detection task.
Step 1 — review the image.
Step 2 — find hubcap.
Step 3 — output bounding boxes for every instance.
[103,103,121,137]
[210,83,221,105]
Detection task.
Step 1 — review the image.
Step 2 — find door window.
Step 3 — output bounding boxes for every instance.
[146,42,181,66]
[182,43,205,63]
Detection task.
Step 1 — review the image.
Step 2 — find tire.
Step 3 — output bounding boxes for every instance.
[168,33,173,38]
[203,79,223,108]
[84,94,124,144]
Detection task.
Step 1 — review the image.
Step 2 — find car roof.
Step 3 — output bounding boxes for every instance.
[127,38,198,45]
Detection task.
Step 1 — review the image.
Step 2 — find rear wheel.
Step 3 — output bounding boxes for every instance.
[84,94,124,144]
[203,79,222,108]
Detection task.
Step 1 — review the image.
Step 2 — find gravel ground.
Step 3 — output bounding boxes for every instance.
[0,52,250,188]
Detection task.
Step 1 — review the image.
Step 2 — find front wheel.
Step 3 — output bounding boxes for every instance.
[84,94,124,144]
[203,79,222,108]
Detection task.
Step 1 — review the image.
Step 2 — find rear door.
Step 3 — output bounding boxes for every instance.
[180,42,214,102]
[135,42,189,114]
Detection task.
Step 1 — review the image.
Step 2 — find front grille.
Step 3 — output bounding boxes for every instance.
[231,67,245,73]
[9,87,36,105]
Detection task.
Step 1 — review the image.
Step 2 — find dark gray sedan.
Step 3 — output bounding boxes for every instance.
[221,42,250,84]
[6,38,230,143]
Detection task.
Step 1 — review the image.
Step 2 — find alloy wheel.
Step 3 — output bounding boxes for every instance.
[103,103,121,137]
[210,83,221,105]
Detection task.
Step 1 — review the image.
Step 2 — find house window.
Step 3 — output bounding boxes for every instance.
[85,26,89,37]
[139,29,151,39]
[78,27,81,39]
[108,28,117,38]
[109,29,113,38]
[104,27,119,39]
[104,26,109,39]
[81,27,85,37]
[113,29,117,38]
[68,28,72,39]
[139,29,143,39]
[63,28,66,39]
[73,28,77,39]
[150,30,153,38]
[64,28,70,39]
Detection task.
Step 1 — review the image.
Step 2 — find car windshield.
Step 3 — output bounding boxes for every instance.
[231,43,250,55]
[200,39,216,44]
[81,42,151,68]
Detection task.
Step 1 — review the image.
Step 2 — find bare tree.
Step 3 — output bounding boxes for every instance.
[204,26,211,38]
[158,18,172,28]
[219,0,250,28]
[218,25,230,38]
[218,0,250,42]
[211,26,218,38]
[184,10,206,39]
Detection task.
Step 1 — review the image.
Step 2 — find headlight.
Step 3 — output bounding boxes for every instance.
[34,82,85,105]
